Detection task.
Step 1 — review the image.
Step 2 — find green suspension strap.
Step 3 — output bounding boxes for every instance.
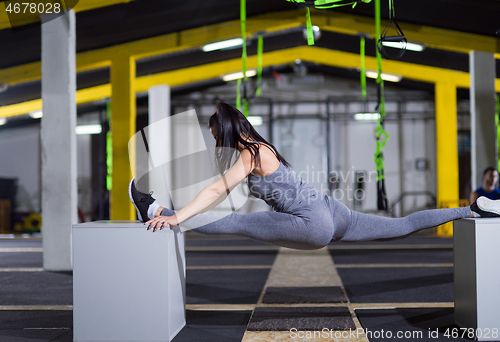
[376,0,406,59]
[256,35,263,97]
[374,0,389,211]
[360,35,367,111]
[287,0,372,45]
[238,0,249,117]
[496,95,500,171]
[305,8,314,45]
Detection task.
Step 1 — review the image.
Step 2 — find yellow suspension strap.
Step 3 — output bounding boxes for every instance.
[374,0,390,211]
[286,0,372,45]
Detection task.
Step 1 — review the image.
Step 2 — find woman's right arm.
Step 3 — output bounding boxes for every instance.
[145,148,255,232]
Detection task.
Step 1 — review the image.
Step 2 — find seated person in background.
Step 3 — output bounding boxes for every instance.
[470,167,500,203]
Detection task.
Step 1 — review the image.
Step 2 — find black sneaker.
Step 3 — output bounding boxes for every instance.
[128,178,156,222]
[470,196,500,217]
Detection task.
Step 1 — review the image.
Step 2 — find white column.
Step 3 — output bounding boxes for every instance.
[41,11,77,271]
[470,51,497,190]
[148,85,172,209]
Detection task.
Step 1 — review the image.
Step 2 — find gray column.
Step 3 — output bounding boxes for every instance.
[470,51,497,191]
[41,10,77,271]
[148,85,172,209]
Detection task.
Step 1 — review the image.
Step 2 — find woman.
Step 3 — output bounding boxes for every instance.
[129,102,500,250]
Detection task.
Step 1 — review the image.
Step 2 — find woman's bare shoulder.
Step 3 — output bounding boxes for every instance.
[251,142,280,176]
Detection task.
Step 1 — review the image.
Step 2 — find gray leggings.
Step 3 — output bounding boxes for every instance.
[160,197,470,250]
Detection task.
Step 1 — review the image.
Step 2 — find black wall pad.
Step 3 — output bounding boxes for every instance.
[0,251,43,268]
[356,308,470,342]
[247,307,356,331]
[186,250,277,266]
[329,249,453,264]
[330,236,453,247]
[337,267,453,303]
[262,287,348,304]
[172,310,252,342]
[186,269,270,304]
[0,271,73,305]
[185,238,272,247]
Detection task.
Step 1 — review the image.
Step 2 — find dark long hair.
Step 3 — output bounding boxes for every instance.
[208,101,290,174]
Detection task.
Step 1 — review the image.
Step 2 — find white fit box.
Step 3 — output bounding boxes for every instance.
[73,221,186,342]
[454,218,500,341]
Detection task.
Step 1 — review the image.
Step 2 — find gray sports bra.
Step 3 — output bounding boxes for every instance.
[246,142,321,213]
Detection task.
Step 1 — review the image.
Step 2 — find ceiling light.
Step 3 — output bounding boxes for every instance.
[221,69,257,82]
[302,26,321,41]
[29,110,43,118]
[382,41,425,52]
[76,124,102,135]
[0,117,7,125]
[365,70,403,82]
[354,113,380,121]
[202,38,244,52]
[247,116,263,126]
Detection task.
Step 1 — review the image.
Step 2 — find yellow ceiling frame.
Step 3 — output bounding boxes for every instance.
[1,45,500,119]
[1,9,499,88]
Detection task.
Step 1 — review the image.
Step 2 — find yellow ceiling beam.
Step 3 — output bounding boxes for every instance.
[4,46,499,119]
[1,9,499,88]
[315,10,499,54]
[0,0,137,31]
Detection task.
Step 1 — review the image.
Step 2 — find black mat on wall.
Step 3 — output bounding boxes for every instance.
[329,249,453,264]
[337,267,453,303]
[262,286,348,304]
[330,236,452,247]
[186,250,277,266]
[356,308,472,342]
[185,237,275,248]
[247,307,356,331]
[186,269,270,304]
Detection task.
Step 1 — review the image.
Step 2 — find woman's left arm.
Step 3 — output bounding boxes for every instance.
[146,149,255,231]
